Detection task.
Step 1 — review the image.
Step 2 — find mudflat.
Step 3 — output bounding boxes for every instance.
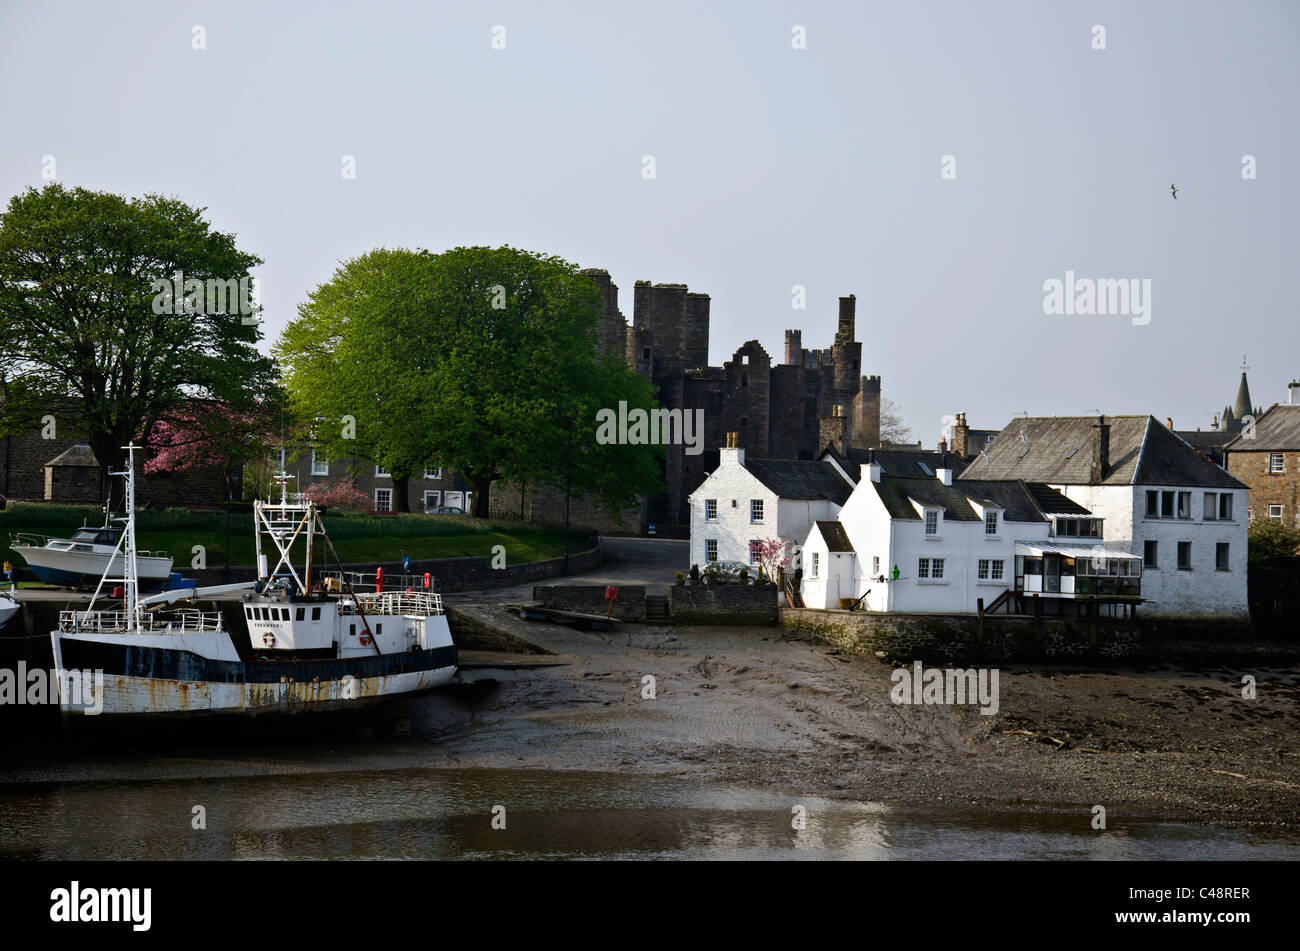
[443,604,1300,830]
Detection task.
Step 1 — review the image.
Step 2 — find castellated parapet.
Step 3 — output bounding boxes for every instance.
[491,274,885,534]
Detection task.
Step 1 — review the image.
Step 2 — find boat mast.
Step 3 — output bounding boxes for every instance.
[121,442,142,628]
[88,442,143,629]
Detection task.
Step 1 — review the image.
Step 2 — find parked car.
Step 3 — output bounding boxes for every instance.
[429,505,466,516]
[701,560,756,584]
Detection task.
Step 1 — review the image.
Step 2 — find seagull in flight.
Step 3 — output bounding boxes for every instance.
[1170,183,1178,199]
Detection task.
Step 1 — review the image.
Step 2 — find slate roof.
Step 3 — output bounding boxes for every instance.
[869,476,1076,523]
[1024,482,1091,515]
[1224,404,1300,452]
[1176,429,1234,467]
[45,444,99,468]
[823,445,970,479]
[957,416,1245,489]
[744,458,854,505]
[814,520,855,552]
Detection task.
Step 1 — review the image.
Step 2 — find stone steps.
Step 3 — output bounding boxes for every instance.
[644,595,670,623]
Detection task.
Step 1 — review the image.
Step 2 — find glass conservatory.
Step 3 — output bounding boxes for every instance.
[1013,543,1142,599]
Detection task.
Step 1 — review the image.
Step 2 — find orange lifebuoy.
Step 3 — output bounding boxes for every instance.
[360,632,372,646]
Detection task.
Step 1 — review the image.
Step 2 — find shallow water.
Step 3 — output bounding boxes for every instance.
[1,762,1296,860]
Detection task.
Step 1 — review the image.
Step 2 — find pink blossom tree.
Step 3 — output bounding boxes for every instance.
[302,480,371,512]
[752,537,794,584]
[144,401,279,501]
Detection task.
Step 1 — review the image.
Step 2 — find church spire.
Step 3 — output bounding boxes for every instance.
[1234,355,1254,421]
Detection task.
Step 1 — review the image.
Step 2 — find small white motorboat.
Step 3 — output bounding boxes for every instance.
[10,524,173,589]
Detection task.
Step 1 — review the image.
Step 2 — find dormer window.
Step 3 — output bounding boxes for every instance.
[1054,517,1101,538]
[924,511,939,535]
[985,511,998,535]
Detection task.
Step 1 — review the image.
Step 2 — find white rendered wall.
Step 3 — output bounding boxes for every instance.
[1055,483,1248,619]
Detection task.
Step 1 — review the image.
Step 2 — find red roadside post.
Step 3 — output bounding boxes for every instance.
[604,585,619,618]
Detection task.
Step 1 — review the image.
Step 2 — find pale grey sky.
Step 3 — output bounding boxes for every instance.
[2,0,1296,441]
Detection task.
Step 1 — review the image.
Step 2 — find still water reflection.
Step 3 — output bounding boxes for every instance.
[2,766,1297,860]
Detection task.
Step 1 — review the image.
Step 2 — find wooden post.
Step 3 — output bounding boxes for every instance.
[976,597,985,654]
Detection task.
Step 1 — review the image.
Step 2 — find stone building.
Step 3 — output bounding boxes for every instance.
[1223,380,1300,528]
[0,407,231,508]
[960,414,1249,619]
[493,270,885,536]
[277,447,474,513]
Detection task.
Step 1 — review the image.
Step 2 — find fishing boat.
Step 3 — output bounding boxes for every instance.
[49,444,458,719]
[11,518,173,589]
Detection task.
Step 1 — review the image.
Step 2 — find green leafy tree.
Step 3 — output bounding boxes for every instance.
[1248,518,1300,567]
[0,184,275,505]
[278,245,662,517]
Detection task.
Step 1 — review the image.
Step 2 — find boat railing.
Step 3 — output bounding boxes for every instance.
[318,570,441,595]
[10,532,49,548]
[58,608,225,633]
[341,591,445,617]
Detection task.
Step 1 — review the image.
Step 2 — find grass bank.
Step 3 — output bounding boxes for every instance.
[0,503,594,570]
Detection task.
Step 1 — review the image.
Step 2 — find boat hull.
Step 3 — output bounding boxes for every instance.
[51,636,457,718]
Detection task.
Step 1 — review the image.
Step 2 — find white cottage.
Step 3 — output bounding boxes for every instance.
[802,451,1141,614]
[959,416,1249,619]
[688,441,854,572]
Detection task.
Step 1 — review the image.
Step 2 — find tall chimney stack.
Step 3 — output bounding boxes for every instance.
[1091,416,1110,483]
[951,412,970,458]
